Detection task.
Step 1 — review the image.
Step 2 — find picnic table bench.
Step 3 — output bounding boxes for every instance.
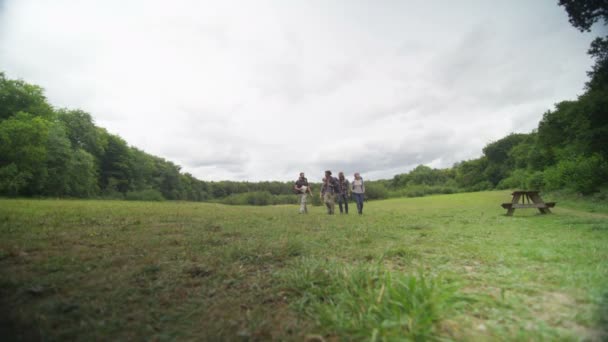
[501,191,556,216]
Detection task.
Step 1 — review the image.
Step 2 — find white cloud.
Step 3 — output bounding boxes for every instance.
[0,0,599,182]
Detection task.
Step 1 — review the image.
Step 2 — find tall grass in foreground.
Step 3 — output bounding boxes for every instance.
[1,192,607,340]
[278,259,458,340]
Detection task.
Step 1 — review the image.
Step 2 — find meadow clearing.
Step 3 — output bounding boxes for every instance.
[0,191,607,341]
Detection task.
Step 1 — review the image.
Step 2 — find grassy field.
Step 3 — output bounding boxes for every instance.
[1,191,607,341]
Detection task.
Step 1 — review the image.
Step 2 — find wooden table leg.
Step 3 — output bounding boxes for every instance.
[507,193,521,216]
[530,193,551,214]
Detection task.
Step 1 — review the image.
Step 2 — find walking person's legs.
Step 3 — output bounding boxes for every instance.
[355,193,364,214]
[324,193,335,214]
[337,194,344,213]
[359,195,363,214]
[299,193,308,213]
[344,195,349,214]
[323,193,331,214]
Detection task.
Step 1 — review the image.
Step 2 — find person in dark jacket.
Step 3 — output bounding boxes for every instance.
[320,170,340,214]
[294,172,312,213]
[337,171,351,214]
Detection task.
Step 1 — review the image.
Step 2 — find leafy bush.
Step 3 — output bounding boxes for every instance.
[468,181,494,192]
[527,171,545,190]
[246,191,273,205]
[221,191,276,206]
[271,194,299,205]
[0,164,31,196]
[389,185,459,198]
[496,169,544,191]
[496,169,528,190]
[543,154,608,194]
[99,189,125,200]
[125,189,165,201]
[364,182,389,200]
[591,186,608,201]
[311,193,322,206]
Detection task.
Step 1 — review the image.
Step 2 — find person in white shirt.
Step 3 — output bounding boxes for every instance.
[351,172,365,215]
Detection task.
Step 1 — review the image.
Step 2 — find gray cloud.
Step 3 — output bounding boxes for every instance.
[0,0,599,181]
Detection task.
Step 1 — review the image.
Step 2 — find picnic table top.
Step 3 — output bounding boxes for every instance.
[511,190,540,195]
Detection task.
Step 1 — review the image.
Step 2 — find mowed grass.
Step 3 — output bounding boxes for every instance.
[0,191,607,341]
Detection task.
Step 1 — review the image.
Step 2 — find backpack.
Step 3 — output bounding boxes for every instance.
[331,177,340,193]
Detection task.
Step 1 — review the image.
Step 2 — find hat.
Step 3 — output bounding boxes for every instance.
[325,170,332,175]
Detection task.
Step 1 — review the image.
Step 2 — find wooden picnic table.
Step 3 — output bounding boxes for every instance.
[501,191,556,216]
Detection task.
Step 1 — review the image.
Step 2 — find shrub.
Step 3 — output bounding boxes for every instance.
[0,164,31,196]
[527,171,545,190]
[271,194,299,205]
[99,190,125,200]
[311,193,322,206]
[543,154,608,194]
[364,182,389,200]
[496,169,544,191]
[469,181,493,192]
[496,169,528,190]
[221,191,274,206]
[389,185,458,198]
[125,189,165,201]
[246,191,273,205]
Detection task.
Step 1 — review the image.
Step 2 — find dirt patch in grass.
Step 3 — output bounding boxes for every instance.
[533,291,601,339]
[184,265,214,278]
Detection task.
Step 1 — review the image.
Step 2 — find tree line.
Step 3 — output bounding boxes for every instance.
[1,1,606,204]
[0,85,391,205]
[0,87,307,203]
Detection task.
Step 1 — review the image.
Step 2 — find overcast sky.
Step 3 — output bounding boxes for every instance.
[0,0,601,181]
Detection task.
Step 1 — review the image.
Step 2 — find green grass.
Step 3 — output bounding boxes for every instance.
[0,191,607,340]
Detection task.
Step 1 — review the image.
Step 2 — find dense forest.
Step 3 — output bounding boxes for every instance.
[0,1,606,204]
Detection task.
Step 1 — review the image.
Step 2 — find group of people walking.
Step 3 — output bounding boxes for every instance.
[294,170,365,215]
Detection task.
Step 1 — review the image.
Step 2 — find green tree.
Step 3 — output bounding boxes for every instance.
[0,73,54,121]
[557,0,608,158]
[0,112,50,195]
[100,133,132,194]
[559,0,608,90]
[67,149,99,197]
[454,157,489,189]
[128,148,157,191]
[558,0,608,31]
[481,133,528,185]
[43,123,73,196]
[153,158,182,200]
[56,109,105,158]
